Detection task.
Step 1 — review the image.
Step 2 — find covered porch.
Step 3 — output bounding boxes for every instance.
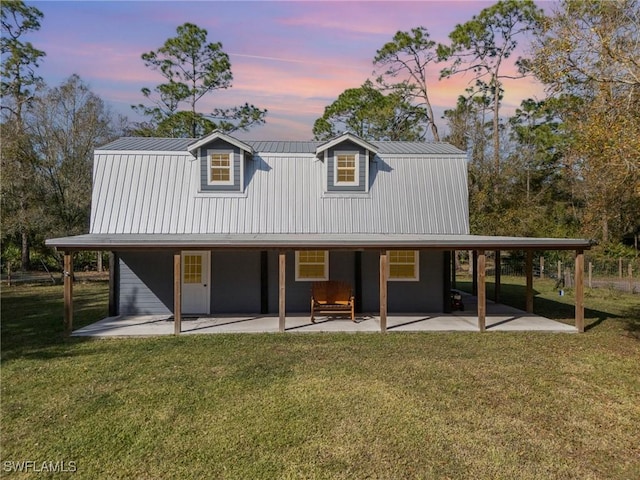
[46,233,593,336]
[70,294,578,336]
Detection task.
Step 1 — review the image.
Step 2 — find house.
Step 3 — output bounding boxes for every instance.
[46,131,592,334]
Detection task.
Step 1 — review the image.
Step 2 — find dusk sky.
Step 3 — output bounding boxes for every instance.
[28,0,549,140]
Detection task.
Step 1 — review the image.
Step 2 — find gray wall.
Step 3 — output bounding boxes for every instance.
[268,251,355,313]
[361,250,444,313]
[117,249,446,316]
[119,251,173,315]
[200,138,242,192]
[210,251,261,313]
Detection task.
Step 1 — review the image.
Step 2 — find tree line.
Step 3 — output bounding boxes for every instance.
[1,0,638,272]
[315,0,639,258]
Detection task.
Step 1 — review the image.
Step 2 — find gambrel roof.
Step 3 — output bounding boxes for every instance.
[46,131,593,252]
[89,135,469,236]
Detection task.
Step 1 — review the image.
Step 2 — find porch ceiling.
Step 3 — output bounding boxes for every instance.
[46,233,594,252]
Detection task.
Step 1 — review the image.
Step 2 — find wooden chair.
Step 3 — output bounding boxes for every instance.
[310,281,355,323]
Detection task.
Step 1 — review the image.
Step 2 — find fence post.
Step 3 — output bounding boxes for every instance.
[564,267,572,288]
[557,261,562,281]
[588,262,592,288]
[619,258,623,278]
[540,256,545,279]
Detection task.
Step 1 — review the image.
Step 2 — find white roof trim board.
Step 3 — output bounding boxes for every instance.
[46,233,594,251]
[315,132,378,155]
[187,130,254,155]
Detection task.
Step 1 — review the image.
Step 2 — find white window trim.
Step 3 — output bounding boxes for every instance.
[295,250,329,281]
[387,250,420,282]
[208,151,234,186]
[333,151,359,187]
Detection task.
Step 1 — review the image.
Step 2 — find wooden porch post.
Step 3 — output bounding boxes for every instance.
[494,250,501,302]
[63,251,74,336]
[525,250,534,313]
[379,250,388,333]
[279,251,286,332]
[174,252,182,335]
[575,250,585,333]
[477,250,486,332]
[472,250,478,296]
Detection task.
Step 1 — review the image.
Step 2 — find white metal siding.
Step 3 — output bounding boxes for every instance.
[90,152,469,235]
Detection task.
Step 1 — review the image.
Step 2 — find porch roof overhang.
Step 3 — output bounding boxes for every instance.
[46,233,595,252]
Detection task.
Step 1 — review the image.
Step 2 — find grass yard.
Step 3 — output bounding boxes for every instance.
[1,279,639,479]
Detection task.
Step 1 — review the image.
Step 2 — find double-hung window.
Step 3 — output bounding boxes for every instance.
[295,251,329,281]
[334,152,358,186]
[388,250,419,281]
[209,152,233,185]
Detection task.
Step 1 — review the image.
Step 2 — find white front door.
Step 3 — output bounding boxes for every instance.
[181,251,211,314]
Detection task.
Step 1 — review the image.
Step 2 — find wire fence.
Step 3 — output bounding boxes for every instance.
[455,253,639,294]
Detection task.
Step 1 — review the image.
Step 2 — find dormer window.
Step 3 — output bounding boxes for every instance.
[316,133,376,194]
[188,131,253,193]
[335,152,359,186]
[209,152,233,185]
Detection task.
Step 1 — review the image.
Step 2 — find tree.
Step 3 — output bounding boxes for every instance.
[508,99,563,204]
[1,0,45,120]
[531,0,640,244]
[373,27,441,140]
[133,23,266,137]
[1,0,45,270]
[438,0,544,178]
[312,80,427,141]
[27,75,125,238]
[443,90,495,234]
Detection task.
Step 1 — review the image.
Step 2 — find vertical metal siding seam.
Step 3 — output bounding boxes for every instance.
[129,153,143,233]
[172,156,183,234]
[451,159,461,233]
[135,154,150,233]
[103,155,118,233]
[122,153,137,233]
[458,157,468,233]
[90,155,106,233]
[419,157,431,233]
[111,155,128,233]
[122,154,134,233]
[411,158,423,233]
[411,158,421,233]
[96,156,109,233]
[88,155,99,233]
[178,158,190,234]
[157,156,170,233]
[167,155,180,233]
[251,158,260,234]
[442,159,451,233]
[146,155,160,234]
[434,159,449,234]
[171,155,183,233]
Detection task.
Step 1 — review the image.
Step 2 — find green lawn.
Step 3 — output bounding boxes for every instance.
[1,279,639,479]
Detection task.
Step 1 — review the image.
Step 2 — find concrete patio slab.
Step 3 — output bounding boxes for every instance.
[72,294,577,337]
